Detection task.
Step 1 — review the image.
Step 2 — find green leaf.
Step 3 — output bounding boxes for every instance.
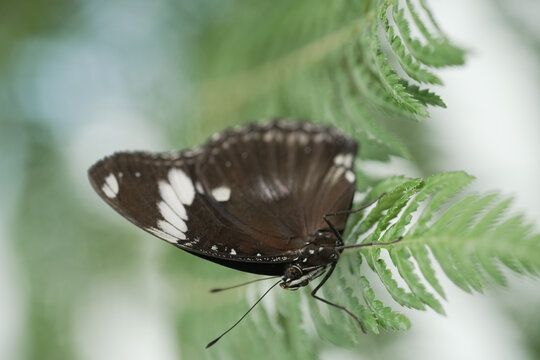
[380,4,443,84]
[335,171,540,333]
[391,3,464,68]
[405,0,466,66]
[389,247,445,314]
[360,276,411,331]
[401,82,446,108]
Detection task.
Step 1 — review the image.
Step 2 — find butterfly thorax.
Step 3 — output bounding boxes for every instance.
[280,231,342,290]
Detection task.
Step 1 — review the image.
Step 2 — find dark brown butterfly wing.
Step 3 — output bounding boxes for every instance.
[197,120,358,245]
[88,120,357,274]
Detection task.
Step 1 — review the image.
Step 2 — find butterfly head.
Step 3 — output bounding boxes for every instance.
[280,230,341,290]
[280,265,327,290]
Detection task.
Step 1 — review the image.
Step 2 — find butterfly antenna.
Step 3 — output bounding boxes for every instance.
[206,279,282,349]
[325,192,387,218]
[336,236,403,250]
[323,192,388,244]
[210,276,280,293]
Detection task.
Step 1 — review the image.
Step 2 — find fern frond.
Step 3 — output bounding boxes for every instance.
[405,0,465,66]
[400,82,446,108]
[379,3,442,85]
[335,62,411,160]
[332,253,411,334]
[389,246,445,313]
[391,3,464,68]
[360,276,411,331]
[347,43,417,121]
[193,0,464,163]
[373,49,430,118]
[331,171,540,333]
[385,25,443,85]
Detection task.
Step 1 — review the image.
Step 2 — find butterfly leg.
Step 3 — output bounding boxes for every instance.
[322,192,386,242]
[310,262,367,333]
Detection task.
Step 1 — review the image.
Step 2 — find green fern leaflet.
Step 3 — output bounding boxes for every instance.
[320,172,540,334]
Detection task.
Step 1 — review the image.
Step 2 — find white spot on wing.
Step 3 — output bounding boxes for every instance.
[288,132,301,147]
[157,220,186,240]
[195,182,204,194]
[333,154,344,166]
[158,201,187,232]
[230,249,236,255]
[184,237,199,247]
[211,186,231,202]
[146,220,186,244]
[146,226,181,243]
[102,186,116,199]
[102,173,119,198]
[168,168,195,205]
[263,131,274,142]
[342,153,354,168]
[158,181,188,220]
[297,132,309,146]
[334,153,353,168]
[211,245,218,251]
[314,133,327,143]
[345,170,356,183]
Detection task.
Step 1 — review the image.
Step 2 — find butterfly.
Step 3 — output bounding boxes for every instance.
[88,119,398,347]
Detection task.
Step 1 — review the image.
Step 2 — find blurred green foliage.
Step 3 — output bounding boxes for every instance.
[12,127,141,359]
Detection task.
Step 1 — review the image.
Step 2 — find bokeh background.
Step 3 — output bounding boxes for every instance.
[1,0,539,359]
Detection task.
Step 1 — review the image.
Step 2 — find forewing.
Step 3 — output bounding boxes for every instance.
[88,150,294,264]
[88,120,358,267]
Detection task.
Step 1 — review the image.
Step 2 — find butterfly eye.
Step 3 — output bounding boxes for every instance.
[283,265,303,281]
